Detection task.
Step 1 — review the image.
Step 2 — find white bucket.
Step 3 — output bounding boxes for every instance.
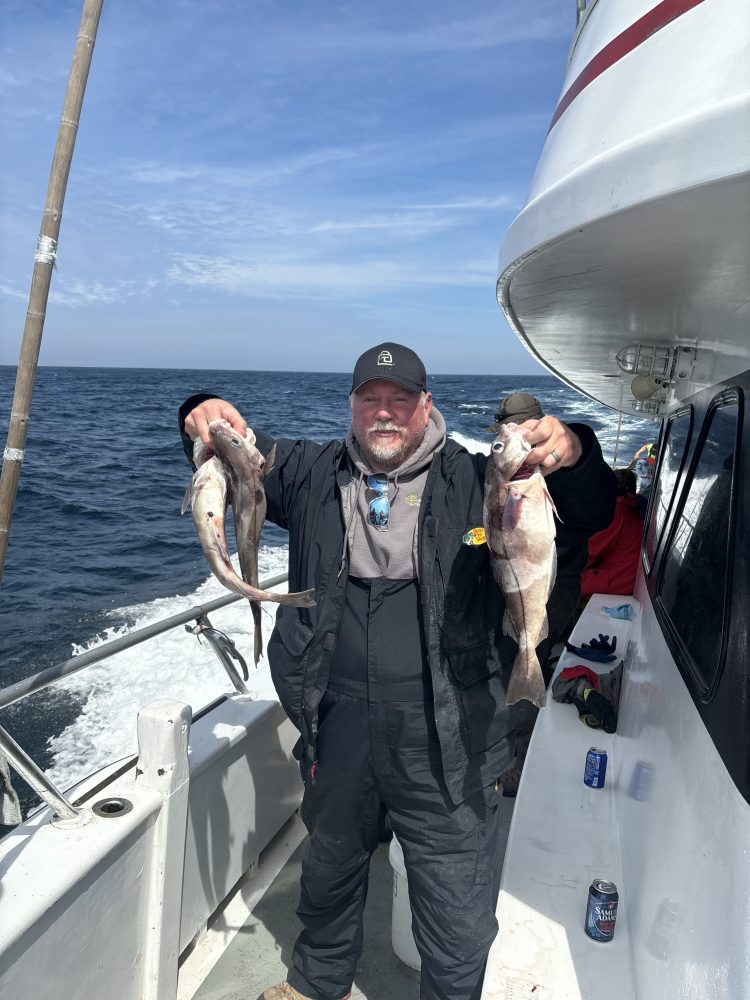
[388,834,421,970]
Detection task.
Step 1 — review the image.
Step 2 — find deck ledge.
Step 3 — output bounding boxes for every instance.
[483,594,638,1000]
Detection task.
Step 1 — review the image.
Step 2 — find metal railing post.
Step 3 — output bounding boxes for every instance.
[0,723,83,824]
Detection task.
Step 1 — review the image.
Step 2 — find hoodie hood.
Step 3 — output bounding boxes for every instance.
[341,405,446,579]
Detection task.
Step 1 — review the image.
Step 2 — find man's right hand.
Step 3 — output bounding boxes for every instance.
[184,398,248,445]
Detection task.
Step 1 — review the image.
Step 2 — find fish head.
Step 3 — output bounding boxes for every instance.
[488,422,534,483]
[208,419,265,476]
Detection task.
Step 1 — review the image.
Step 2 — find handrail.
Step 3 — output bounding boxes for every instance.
[0,571,290,826]
[0,572,288,711]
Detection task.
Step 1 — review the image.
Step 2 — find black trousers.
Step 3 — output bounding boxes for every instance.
[287,686,501,1000]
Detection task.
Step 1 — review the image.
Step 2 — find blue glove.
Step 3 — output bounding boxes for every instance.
[565,634,618,663]
[602,603,634,621]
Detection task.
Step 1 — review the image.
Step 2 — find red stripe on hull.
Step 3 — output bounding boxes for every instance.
[549,0,708,132]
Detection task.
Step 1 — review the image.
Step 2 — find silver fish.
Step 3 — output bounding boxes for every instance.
[182,420,315,664]
[483,422,557,707]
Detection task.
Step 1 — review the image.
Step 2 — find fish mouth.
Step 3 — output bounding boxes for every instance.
[509,464,534,482]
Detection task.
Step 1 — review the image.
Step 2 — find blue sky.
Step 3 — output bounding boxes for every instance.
[1,1,574,374]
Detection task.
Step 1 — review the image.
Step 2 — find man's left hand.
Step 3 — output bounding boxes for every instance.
[519,416,582,474]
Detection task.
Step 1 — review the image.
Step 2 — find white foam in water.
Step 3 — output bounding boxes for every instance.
[449,431,491,456]
[44,545,292,794]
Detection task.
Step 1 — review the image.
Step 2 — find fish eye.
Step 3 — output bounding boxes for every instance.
[492,441,505,453]
[230,436,242,447]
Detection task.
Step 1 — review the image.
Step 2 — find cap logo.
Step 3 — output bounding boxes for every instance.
[377,350,394,366]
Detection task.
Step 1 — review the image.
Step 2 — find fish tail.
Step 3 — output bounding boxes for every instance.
[235,584,317,608]
[506,646,547,708]
[251,603,263,665]
[274,588,316,608]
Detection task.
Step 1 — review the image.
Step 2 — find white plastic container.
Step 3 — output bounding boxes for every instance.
[388,834,421,970]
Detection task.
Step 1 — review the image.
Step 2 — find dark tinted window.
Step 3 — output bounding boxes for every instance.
[658,399,738,693]
[645,409,692,568]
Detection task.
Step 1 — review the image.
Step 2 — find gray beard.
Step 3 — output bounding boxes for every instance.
[361,436,409,471]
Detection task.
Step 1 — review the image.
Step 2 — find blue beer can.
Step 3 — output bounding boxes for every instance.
[584,747,607,788]
[585,879,619,941]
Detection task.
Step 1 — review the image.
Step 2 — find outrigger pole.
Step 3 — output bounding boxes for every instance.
[0,0,105,584]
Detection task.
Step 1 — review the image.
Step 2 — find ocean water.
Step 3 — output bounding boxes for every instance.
[0,365,649,814]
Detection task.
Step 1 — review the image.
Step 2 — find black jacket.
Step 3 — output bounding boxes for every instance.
[180,396,616,804]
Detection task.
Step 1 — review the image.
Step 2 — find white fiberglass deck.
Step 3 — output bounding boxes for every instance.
[483,594,636,1000]
[183,804,516,1000]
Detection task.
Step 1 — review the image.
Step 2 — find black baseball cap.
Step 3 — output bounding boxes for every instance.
[351,342,427,395]
[488,392,544,433]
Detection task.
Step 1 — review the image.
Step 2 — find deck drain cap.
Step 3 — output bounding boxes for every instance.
[92,797,133,818]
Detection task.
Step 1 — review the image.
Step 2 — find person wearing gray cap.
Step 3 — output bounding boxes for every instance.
[490,392,592,796]
[179,346,615,1000]
[487,391,544,433]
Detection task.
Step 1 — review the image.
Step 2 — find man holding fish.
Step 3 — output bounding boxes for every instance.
[180,342,616,1000]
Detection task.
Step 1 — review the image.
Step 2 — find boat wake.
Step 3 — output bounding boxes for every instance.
[43,544,292,796]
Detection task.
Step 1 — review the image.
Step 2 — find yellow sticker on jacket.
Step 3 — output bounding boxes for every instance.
[462,527,486,546]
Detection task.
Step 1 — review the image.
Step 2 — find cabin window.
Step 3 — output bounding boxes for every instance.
[645,408,692,569]
[657,397,739,694]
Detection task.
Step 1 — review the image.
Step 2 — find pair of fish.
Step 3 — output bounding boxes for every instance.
[484,422,557,708]
[182,419,315,665]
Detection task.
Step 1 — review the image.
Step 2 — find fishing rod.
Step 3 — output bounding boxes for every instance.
[0,0,105,584]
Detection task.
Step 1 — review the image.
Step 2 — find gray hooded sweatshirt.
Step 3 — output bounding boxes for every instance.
[342,406,447,579]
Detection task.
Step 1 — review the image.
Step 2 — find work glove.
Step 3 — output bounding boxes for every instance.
[602,603,634,621]
[565,634,618,663]
[580,688,618,733]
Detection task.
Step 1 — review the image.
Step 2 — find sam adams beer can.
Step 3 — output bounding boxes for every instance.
[584,747,607,788]
[585,879,619,941]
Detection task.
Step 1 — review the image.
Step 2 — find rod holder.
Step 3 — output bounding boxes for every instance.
[185,615,252,696]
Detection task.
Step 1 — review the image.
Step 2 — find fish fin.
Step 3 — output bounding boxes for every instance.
[251,603,263,665]
[263,444,277,479]
[544,481,561,522]
[502,490,523,532]
[276,588,317,608]
[506,648,547,708]
[547,543,557,601]
[180,481,194,515]
[502,606,518,641]
[538,612,549,644]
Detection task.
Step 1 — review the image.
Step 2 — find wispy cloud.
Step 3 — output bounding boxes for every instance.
[168,252,493,300]
[49,278,157,307]
[0,0,569,370]
[318,11,570,56]
[0,282,27,302]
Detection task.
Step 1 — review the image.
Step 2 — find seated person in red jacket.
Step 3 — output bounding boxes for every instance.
[580,468,643,598]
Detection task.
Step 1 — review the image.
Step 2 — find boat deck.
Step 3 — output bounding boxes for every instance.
[186,801,515,999]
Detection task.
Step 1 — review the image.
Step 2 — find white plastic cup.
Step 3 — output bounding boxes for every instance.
[388,834,421,970]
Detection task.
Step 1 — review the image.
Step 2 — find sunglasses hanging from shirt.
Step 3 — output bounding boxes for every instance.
[367,473,390,529]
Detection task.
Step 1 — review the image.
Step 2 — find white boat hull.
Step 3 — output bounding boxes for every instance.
[497,0,750,414]
[0,676,302,999]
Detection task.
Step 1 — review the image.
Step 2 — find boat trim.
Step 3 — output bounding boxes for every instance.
[550,0,709,132]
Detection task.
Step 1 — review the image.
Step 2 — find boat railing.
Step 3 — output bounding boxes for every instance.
[569,0,602,64]
[0,572,289,826]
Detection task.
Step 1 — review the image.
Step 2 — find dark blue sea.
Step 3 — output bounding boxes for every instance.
[0,365,649,814]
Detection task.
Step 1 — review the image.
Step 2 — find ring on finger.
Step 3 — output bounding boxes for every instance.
[550,448,561,464]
